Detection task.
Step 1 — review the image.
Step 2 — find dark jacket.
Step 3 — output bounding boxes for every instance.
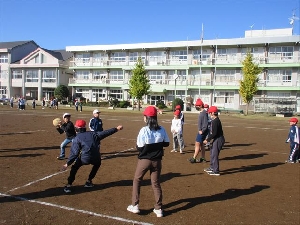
[67,128,118,166]
[89,117,103,132]
[206,117,224,142]
[57,121,76,138]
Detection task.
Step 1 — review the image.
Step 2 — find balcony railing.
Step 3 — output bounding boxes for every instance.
[70,55,300,68]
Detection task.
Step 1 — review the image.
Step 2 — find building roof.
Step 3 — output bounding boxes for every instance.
[42,49,73,61]
[0,40,38,49]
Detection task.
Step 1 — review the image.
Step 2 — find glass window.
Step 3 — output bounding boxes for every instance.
[75,70,89,80]
[269,46,293,59]
[93,53,106,63]
[92,89,106,99]
[12,70,22,79]
[42,70,56,83]
[267,69,292,83]
[26,70,38,82]
[75,88,90,99]
[75,53,90,64]
[170,50,187,60]
[148,71,163,80]
[93,70,107,80]
[0,86,7,95]
[214,91,234,104]
[0,54,8,63]
[215,70,235,82]
[111,52,126,62]
[110,89,123,100]
[129,52,146,62]
[109,70,123,81]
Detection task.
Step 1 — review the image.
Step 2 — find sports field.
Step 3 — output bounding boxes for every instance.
[0,106,299,225]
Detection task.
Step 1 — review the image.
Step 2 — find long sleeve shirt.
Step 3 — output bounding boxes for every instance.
[171,118,182,134]
[198,110,208,134]
[287,125,299,144]
[206,116,224,142]
[56,121,76,138]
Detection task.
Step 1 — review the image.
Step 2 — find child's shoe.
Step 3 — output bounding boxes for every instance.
[171,149,177,152]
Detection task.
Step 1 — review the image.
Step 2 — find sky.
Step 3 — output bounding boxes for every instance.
[0,0,299,50]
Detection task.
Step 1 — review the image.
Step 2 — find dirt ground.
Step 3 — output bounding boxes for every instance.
[0,105,299,225]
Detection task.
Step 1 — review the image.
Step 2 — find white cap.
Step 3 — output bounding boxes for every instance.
[93,109,100,114]
[63,113,71,118]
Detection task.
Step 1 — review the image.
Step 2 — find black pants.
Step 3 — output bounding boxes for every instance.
[67,158,101,185]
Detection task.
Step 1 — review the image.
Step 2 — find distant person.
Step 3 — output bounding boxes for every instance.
[10,97,14,108]
[56,113,76,160]
[42,98,46,109]
[285,117,299,163]
[61,119,123,193]
[127,106,170,218]
[32,99,36,109]
[75,100,79,111]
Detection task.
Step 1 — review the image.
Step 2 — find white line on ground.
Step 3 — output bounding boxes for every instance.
[0,193,153,225]
[8,170,68,193]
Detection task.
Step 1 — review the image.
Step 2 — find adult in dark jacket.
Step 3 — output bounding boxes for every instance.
[56,113,76,160]
[61,119,123,193]
[127,106,170,218]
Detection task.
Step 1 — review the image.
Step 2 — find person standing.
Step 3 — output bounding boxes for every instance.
[188,98,208,163]
[61,119,123,193]
[89,109,103,132]
[127,106,170,218]
[203,106,225,176]
[42,98,46,109]
[74,100,79,111]
[32,99,36,109]
[56,113,76,160]
[285,117,299,163]
[171,110,184,153]
[10,97,14,108]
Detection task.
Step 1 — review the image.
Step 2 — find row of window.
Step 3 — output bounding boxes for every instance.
[74,46,296,63]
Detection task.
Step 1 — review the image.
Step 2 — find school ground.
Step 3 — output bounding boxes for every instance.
[0,105,299,225]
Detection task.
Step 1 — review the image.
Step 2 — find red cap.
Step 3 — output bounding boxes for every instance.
[75,119,86,128]
[195,99,204,107]
[175,105,181,110]
[208,106,218,113]
[174,110,181,116]
[204,104,209,108]
[289,117,298,123]
[143,106,157,117]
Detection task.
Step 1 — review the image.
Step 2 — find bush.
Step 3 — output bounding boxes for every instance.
[172,98,184,110]
[156,100,167,109]
[118,101,131,108]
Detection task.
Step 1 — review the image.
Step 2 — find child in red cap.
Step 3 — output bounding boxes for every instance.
[171,110,184,153]
[285,117,299,163]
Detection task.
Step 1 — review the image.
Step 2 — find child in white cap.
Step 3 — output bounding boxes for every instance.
[89,109,103,132]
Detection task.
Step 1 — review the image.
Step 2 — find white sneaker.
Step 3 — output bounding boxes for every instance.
[127,204,140,214]
[153,208,163,217]
[180,149,183,154]
[170,149,177,152]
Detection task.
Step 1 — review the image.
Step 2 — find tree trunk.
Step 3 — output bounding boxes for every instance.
[138,100,141,111]
[245,103,249,115]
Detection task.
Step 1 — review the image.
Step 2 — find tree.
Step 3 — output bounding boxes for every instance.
[54,85,69,101]
[128,57,150,111]
[239,52,262,115]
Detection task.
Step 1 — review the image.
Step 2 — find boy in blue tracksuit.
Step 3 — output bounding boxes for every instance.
[285,117,299,163]
[61,119,123,193]
[89,109,103,132]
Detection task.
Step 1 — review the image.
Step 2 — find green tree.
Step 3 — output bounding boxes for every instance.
[54,85,69,101]
[239,52,262,115]
[128,57,150,111]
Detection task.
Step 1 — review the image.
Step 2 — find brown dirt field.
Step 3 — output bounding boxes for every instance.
[0,105,299,225]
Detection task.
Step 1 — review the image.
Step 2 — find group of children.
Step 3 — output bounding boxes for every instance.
[54,103,298,218]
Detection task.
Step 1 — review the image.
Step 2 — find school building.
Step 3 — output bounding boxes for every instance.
[66,28,300,113]
[0,41,72,101]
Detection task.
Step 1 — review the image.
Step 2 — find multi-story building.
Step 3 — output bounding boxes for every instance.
[69,29,299,112]
[0,40,73,101]
[0,41,39,99]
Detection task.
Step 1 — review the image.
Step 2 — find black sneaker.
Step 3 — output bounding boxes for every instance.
[84,181,94,188]
[57,156,65,160]
[188,157,197,163]
[64,185,72,193]
[198,158,207,163]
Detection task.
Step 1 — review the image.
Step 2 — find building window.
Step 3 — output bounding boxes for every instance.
[193,49,211,61]
[109,89,123,100]
[0,54,8,63]
[111,52,126,62]
[148,71,163,81]
[42,70,56,83]
[267,69,292,83]
[109,70,123,81]
[0,86,7,96]
[75,88,90,99]
[170,50,187,61]
[267,92,291,98]
[0,70,8,79]
[92,89,106,99]
[214,91,234,104]
[93,70,107,80]
[93,53,106,63]
[26,70,38,82]
[75,53,90,64]
[129,52,146,63]
[75,70,89,80]
[215,70,235,82]
[269,46,293,60]
[12,70,22,79]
